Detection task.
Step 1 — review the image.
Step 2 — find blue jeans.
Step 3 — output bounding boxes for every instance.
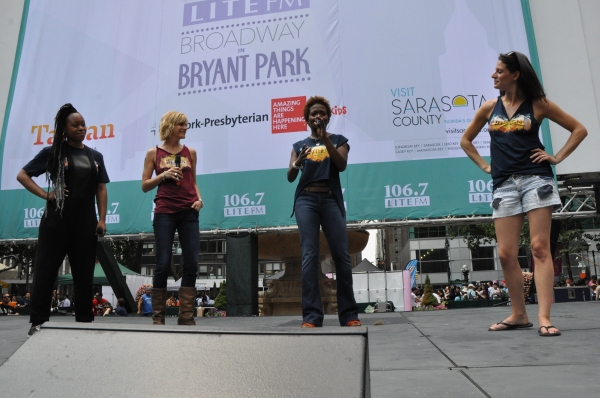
[153,209,199,288]
[295,191,359,326]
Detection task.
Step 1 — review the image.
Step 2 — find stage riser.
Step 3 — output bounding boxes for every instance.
[0,327,370,397]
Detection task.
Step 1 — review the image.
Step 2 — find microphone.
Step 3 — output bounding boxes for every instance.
[175,155,181,185]
[316,119,322,126]
[96,227,104,236]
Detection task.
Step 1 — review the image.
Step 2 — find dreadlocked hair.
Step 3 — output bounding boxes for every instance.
[46,103,78,213]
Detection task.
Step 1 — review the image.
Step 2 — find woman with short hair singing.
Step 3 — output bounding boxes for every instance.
[288,96,360,328]
[142,111,203,325]
[17,103,109,335]
[461,52,587,336]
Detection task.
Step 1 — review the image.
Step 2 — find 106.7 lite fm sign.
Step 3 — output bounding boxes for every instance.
[0,0,544,239]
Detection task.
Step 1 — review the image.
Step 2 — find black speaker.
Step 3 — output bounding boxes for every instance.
[226,232,258,316]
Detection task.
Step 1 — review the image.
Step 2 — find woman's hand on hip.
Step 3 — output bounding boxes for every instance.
[531,148,558,165]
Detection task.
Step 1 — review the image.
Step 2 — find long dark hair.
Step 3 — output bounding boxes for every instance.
[498,51,546,101]
[46,103,79,212]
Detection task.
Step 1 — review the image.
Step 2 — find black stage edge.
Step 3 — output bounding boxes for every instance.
[96,241,137,312]
[0,323,370,397]
[226,232,258,316]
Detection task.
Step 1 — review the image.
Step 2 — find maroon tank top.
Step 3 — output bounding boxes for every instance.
[154,145,198,213]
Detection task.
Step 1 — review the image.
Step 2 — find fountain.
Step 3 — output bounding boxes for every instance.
[258,230,369,316]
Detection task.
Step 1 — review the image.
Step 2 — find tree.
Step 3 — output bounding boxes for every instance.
[214,281,227,310]
[448,219,590,281]
[557,220,588,281]
[108,240,143,273]
[420,275,438,307]
[447,222,531,252]
[0,243,37,289]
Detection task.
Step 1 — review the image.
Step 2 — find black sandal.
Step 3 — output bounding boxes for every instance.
[538,325,561,337]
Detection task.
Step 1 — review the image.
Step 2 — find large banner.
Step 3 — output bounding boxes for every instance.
[0,0,535,239]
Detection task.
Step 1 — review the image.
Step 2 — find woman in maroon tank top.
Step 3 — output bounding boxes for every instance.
[142,111,203,326]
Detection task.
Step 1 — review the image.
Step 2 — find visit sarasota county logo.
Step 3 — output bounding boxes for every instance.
[389,86,487,127]
[183,0,310,26]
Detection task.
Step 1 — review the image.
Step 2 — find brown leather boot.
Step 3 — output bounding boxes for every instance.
[151,288,167,325]
[177,286,197,325]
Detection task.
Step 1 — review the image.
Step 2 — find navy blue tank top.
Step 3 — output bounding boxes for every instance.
[488,96,553,190]
[291,134,348,217]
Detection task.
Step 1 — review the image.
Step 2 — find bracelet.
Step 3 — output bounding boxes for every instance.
[292,161,303,170]
[161,172,166,183]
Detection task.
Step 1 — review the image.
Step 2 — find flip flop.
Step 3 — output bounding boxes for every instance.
[488,321,533,331]
[538,325,561,337]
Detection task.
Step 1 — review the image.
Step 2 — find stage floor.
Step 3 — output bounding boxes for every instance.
[2,301,598,397]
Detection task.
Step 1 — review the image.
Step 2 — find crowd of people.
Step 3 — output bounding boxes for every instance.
[1,288,217,318]
[557,276,599,300]
[410,281,510,308]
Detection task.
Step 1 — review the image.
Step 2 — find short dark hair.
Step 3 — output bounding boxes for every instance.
[498,51,546,101]
[303,96,331,122]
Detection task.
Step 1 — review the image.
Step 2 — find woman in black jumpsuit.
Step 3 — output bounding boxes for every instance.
[17,104,109,335]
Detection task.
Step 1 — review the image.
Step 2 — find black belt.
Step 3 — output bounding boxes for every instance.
[302,186,331,193]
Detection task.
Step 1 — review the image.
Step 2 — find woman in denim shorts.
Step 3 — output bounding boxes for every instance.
[461,52,587,336]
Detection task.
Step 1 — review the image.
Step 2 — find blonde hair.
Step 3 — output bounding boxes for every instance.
[159,111,188,140]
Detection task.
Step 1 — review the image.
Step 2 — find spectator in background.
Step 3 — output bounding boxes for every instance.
[466,284,477,300]
[454,286,463,301]
[93,292,109,316]
[491,283,502,299]
[9,295,20,309]
[1,294,19,315]
[447,286,456,301]
[19,292,31,307]
[166,295,179,307]
[477,286,489,300]
[137,287,153,316]
[115,298,128,316]
[101,301,113,316]
[60,294,71,307]
[411,287,421,308]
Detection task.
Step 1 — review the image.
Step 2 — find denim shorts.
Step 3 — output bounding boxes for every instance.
[491,175,561,219]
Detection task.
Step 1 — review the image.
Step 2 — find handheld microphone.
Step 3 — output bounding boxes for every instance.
[175,155,181,185]
[316,119,322,126]
[96,227,104,236]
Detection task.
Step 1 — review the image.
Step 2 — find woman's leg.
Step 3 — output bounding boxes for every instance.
[67,226,97,323]
[30,223,68,326]
[152,213,177,289]
[527,206,559,335]
[490,213,528,330]
[295,192,324,326]
[320,194,359,325]
[177,209,200,288]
